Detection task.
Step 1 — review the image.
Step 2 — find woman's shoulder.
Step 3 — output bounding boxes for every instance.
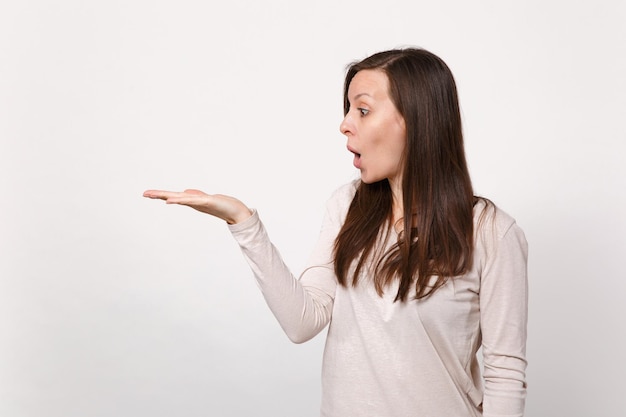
[473,197,524,241]
[472,197,528,273]
[329,179,359,201]
[323,180,359,222]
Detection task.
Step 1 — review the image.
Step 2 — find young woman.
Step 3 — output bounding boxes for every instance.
[144,48,528,417]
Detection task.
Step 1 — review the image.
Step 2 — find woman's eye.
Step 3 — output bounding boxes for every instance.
[358,108,370,116]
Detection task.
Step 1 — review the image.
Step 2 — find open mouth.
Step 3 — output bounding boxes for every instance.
[347,146,360,157]
[350,150,362,169]
[347,146,361,169]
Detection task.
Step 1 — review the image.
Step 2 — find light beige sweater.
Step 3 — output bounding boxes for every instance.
[229,181,528,417]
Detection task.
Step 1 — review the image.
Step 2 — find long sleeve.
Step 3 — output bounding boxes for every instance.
[479,215,529,417]
[228,185,352,344]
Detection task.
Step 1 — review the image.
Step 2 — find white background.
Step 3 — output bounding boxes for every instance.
[1,1,625,416]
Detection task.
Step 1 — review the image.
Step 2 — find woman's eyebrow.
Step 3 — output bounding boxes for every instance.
[350,92,373,103]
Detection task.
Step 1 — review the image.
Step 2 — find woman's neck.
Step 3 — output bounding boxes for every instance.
[390,178,404,225]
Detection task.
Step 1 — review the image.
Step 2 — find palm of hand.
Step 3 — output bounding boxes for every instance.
[143,189,252,224]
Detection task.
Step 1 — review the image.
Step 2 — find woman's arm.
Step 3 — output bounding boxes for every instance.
[143,187,341,343]
[228,208,337,343]
[479,217,529,417]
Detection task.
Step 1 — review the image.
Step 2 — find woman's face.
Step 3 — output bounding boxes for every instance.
[340,69,406,186]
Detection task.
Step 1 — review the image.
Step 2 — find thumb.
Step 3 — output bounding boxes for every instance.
[184,189,205,195]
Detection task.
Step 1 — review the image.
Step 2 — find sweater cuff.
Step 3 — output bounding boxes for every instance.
[227,208,259,234]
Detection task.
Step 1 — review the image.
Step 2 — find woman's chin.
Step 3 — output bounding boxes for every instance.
[359,173,383,185]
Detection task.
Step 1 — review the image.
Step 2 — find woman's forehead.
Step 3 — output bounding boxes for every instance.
[348,69,390,101]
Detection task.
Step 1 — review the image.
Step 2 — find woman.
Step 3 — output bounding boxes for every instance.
[144,48,528,417]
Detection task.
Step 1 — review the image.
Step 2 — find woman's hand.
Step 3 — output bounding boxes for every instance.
[143,189,253,224]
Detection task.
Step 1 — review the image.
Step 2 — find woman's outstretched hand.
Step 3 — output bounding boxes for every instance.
[143,189,253,224]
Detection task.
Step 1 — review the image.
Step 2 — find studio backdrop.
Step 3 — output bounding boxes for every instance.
[1,1,625,416]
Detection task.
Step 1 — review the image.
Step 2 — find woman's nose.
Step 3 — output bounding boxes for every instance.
[339,115,352,135]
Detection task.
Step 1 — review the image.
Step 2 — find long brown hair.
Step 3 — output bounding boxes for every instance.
[334,48,475,301]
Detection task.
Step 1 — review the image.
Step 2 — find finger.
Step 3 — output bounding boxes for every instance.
[143,190,183,200]
[165,195,210,206]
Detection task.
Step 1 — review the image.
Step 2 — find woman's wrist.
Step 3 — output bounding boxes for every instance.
[227,207,254,224]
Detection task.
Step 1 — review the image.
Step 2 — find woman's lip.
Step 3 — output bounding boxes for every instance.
[347,145,358,155]
[347,146,362,169]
